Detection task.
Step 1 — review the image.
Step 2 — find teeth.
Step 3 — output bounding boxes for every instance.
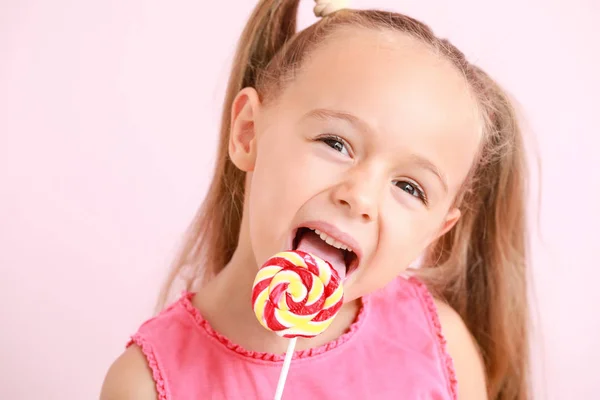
[310,228,351,252]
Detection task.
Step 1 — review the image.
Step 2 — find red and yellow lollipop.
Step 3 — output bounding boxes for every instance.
[252,250,344,399]
[252,250,344,338]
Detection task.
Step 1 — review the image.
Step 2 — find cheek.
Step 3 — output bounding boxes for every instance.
[381,209,435,267]
[251,136,311,209]
[246,129,329,261]
[348,206,443,298]
[250,126,340,215]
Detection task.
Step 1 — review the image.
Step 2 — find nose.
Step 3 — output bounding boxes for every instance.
[331,170,380,223]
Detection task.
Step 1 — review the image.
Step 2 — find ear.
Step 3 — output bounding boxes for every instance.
[229,87,261,172]
[435,207,461,239]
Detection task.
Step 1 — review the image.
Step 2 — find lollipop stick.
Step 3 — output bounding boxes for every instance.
[274,337,297,400]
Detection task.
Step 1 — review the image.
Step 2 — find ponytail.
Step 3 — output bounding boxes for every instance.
[158,1,300,307]
[423,67,530,399]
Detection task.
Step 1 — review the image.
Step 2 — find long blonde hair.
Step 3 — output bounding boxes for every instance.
[159,2,530,399]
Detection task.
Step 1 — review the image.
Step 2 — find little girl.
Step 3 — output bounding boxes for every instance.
[101,1,529,399]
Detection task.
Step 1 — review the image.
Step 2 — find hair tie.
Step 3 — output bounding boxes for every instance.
[313,0,349,18]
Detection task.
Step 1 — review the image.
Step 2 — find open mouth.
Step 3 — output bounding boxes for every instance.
[291,227,359,280]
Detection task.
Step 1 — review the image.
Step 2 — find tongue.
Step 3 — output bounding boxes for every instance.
[296,230,346,281]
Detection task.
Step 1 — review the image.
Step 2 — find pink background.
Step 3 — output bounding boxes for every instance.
[1,0,598,398]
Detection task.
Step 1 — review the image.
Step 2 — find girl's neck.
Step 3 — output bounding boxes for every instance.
[193,245,360,355]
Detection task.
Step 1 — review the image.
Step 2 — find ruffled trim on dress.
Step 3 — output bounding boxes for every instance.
[179,291,368,363]
[127,334,170,400]
[408,276,459,400]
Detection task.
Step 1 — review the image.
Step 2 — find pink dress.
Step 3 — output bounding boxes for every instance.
[128,276,458,399]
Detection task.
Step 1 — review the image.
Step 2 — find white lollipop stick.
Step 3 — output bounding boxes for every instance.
[274,337,297,400]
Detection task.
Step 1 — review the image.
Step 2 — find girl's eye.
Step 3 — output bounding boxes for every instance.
[319,135,350,156]
[394,180,428,204]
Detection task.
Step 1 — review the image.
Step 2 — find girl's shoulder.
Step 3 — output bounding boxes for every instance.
[100,344,159,400]
[433,296,488,399]
[369,275,487,399]
[101,292,204,400]
[395,275,488,400]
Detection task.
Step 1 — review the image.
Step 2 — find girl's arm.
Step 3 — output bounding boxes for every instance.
[435,299,488,400]
[100,345,158,400]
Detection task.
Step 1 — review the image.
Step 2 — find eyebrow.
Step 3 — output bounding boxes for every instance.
[408,154,449,193]
[304,108,372,134]
[305,108,449,193]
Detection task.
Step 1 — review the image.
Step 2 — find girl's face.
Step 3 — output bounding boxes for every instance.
[233,28,482,302]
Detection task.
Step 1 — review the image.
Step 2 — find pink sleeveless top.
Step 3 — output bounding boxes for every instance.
[127,276,458,399]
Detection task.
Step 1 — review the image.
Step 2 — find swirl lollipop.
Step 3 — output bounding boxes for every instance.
[252,250,344,337]
[252,250,344,399]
